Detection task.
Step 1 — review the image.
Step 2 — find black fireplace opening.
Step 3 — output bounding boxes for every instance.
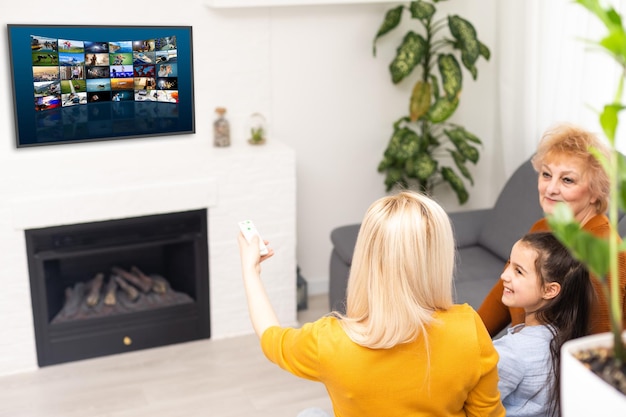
[25,209,210,367]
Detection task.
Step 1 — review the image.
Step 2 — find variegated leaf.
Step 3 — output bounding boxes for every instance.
[479,41,491,60]
[427,96,459,123]
[384,167,406,191]
[389,31,427,84]
[450,150,474,184]
[458,127,482,144]
[448,15,481,77]
[373,5,404,56]
[438,54,462,98]
[441,166,469,204]
[410,0,435,21]
[429,74,440,100]
[414,152,438,181]
[410,81,432,121]
[383,127,420,162]
[461,49,478,80]
[445,128,480,163]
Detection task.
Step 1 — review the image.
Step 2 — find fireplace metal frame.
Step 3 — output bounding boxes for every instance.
[25,209,210,366]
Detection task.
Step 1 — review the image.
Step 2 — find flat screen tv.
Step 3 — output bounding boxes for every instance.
[7,24,195,148]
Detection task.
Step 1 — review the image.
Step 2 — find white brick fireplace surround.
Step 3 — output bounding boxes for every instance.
[0,139,297,376]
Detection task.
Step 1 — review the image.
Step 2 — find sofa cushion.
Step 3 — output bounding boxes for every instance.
[454,246,507,308]
[478,159,544,261]
[448,208,493,248]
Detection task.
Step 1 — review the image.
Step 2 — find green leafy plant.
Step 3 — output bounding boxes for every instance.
[373,0,490,204]
[250,127,265,143]
[547,0,626,367]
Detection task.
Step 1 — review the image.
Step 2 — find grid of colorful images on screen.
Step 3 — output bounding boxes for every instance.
[32,35,179,111]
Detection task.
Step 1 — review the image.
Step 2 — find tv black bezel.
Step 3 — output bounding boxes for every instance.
[7,24,195,148]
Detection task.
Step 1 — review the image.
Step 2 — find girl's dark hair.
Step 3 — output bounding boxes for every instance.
[520,231,594,417]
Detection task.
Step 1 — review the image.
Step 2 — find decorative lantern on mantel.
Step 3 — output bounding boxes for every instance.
[247,112,267,145]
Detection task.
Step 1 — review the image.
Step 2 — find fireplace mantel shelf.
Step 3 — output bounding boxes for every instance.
[205,0,396,7]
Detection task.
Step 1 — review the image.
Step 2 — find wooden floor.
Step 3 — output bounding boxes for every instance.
[0,294,334,417]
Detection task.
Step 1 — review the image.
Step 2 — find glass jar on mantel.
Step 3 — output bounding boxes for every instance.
[246,112,267,145]
[213,107,231,147]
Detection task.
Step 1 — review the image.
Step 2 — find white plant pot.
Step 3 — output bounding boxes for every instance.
[561,332,626,416]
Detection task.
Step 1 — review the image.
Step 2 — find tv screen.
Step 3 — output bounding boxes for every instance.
[7,24,195,148]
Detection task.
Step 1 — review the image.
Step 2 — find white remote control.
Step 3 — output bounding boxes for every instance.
[238,220,269,255]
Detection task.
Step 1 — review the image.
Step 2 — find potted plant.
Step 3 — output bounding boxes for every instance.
[249,126,265,144]
[546,0,626,413]
[247,112,267,145]
[373,0,490,204]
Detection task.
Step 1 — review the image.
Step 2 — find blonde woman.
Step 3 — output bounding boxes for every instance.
[238,191,504,417]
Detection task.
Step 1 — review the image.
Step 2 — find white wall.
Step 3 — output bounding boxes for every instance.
[268,1,498,293]
[0,1,499,300]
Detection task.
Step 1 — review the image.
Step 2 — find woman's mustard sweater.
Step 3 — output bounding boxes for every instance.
[261,304,505,417]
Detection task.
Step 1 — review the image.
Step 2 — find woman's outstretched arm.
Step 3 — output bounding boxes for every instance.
[237,233,279,337]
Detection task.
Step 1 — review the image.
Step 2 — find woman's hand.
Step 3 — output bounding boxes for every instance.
[237,233,274,273]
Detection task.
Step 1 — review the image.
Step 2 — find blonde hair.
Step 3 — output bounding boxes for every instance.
[531,123,611,214]
[337,191,455,349]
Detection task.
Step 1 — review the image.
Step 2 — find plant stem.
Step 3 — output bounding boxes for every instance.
[610,67,626,362]
[608,142,624,363]
[430,18,447,33]
[614,66,625,107]
[418,9,434,193]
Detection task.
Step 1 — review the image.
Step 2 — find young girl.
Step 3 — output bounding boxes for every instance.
[494,231,593,417]
[238,191,505,417]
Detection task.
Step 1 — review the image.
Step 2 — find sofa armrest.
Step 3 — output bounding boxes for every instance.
[448,209,493,248]
[330,223,361,265]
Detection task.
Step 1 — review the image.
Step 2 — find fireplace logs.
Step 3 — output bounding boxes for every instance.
[51,267,192,324]
[86,273,104,307]
[61,282,85,319]
[151,275,169,294]
[104,277,118,306]
[112,266,152,293]
[113,274,140,301]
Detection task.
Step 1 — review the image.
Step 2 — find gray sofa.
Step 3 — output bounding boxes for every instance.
[329,158,626,313]
[329,158,543,313]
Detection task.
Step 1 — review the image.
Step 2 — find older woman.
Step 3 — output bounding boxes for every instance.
[478,123,626,337]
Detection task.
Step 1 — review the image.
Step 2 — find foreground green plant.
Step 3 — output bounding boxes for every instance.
[373,0,490,204]
[547,0,626,364]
